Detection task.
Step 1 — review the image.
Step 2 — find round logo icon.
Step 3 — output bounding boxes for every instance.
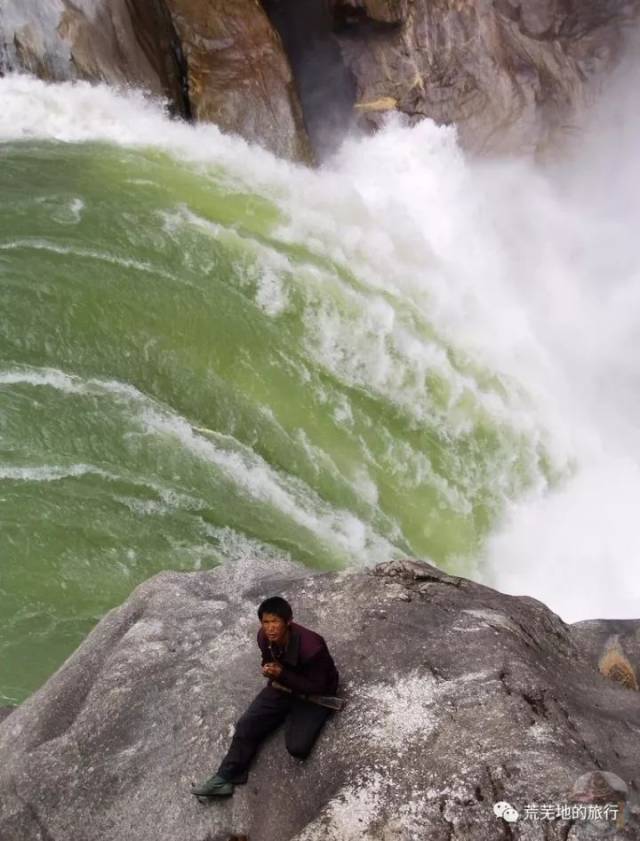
[493,801,519,823]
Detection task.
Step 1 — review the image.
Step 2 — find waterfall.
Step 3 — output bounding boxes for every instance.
[1,72,639,703]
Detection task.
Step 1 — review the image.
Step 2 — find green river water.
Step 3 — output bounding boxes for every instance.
[0,83,562,705]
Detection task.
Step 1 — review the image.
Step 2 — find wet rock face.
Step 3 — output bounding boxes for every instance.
[328,0,640,155]
[0,0,311,162]
[163,0,312,163]
[1,557,640,841]
[0,0,188,114]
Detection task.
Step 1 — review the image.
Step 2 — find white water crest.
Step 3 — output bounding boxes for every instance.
[2,72,640,622]
[0,364,394,564]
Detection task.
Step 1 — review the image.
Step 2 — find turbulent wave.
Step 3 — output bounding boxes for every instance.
[1,73,640,702]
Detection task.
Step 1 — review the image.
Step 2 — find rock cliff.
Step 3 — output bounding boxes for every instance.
[0,0,189,114]
[1,1,639,159]
[0,0,311,162]
[324,0,640,154]
[0,557,639,841]
[163,0,310,163]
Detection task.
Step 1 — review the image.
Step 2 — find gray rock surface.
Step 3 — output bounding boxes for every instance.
[1,556,639,840]
[329,0,640,155]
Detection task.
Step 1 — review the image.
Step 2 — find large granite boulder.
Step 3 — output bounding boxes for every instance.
[0,557,639,840]
[327,0,640,155]
[0,0,311,162]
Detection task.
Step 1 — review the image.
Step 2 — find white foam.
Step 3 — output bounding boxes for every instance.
[139,404,397,565]
[0,74,293,189]
[294,773,385,841]
[0,366,85,393]
[0,463,112,482]
[33,195,85,225]
[0,238,174,278]
[0,365,148,402]
[1,362,394,564]
[360,671,439,752]
[484,458,640,622]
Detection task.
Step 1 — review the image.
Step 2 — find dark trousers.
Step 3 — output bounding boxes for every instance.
[217,685,331,783]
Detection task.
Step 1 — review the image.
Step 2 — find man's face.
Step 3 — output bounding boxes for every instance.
[261,612,289,645]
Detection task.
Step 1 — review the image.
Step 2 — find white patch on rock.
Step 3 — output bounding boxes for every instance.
[528,722,556,743]
[384,795,434,841]
[449,670,494,684]
[462,609,524,636]
[360,670,439,751]
[294,773,384,841]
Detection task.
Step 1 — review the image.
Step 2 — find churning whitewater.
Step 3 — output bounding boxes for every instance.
[1,74,640,703]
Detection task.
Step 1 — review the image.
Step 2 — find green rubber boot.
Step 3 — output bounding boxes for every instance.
[191,774,234,797]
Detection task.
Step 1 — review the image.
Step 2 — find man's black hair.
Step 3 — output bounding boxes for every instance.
[257,596,293,621]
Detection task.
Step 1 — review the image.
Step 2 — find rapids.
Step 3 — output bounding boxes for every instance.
[1,74,639,704]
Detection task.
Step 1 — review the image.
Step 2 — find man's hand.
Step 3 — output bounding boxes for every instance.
[262,662,283,680]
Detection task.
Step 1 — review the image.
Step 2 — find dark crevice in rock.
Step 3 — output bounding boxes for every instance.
[169,23,192,121]
[127,0,192,119]
[498,668,513,696]
[333,3,402,35]
[438,797,454,841]
[521,689,551,719]
[485,766,515,840]
[260,0,357,160]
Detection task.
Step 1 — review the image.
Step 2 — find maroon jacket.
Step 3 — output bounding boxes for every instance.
[257,622,339,696]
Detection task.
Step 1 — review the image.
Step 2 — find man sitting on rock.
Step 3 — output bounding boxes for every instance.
[192,596,339,798]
